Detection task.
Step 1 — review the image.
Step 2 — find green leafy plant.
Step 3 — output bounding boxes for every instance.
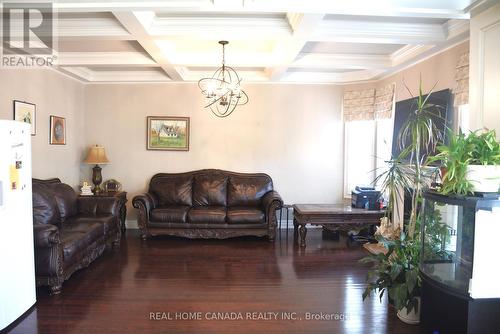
[429,129,499,195]
[361,232,421,313]
[421,204,453,262]
[467,130,500,165]
[429,130,473,195]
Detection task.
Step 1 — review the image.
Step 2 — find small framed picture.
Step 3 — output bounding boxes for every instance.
[147,116,190,151]
[103,179,122,192]
[50,116,66,145]
[13,100,36,135]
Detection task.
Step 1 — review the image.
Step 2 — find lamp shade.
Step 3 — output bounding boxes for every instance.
[83,145,109,165]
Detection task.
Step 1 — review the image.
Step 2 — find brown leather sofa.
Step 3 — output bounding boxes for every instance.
[32,178,121,294]
[132,169,283,241]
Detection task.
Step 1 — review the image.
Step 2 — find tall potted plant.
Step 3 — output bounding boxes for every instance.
[361,78,445,324]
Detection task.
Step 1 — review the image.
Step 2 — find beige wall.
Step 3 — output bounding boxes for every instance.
[84,83,344,218]
[344,41,469,102]
[0,43,470,224]
[0,69,85,187]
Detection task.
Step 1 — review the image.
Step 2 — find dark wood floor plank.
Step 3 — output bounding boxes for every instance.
[6,229,424,334]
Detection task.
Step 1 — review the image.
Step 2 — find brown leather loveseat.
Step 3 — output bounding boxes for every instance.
[132,169,283,241]
[32,178,121,294]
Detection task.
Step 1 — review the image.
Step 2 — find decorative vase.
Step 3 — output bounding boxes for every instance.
[396,297,420,325]
[466,165,500,193]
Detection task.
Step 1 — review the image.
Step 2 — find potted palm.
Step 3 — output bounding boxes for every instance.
[361,79,445,324]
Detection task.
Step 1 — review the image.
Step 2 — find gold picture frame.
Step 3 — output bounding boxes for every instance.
[13,100,36,135]
[50,115,66,145]
[147,116,190,151]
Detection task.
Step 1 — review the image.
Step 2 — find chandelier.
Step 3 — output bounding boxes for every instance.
[198,41,248,118]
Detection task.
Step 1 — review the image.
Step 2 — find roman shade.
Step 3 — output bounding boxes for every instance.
[343,84,395,121]
[374,84,395,119]
[343,88,375,121]
[454,52,469,106]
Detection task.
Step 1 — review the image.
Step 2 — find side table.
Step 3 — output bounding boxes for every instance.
[80,191,128,231]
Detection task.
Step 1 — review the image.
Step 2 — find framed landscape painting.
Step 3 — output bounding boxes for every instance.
[49,116,66,145]
[13,100,36,135]
[147,116,190,151]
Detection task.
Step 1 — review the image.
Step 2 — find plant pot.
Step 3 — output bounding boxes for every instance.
[396,297,420,325]
[466,165,500,193]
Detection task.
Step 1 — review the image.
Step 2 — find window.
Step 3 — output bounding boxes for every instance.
[344,119,394,198]
[457,104,470,133]
[344,120,375,197]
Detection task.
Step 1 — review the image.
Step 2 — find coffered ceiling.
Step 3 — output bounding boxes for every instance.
[46,0,481,84]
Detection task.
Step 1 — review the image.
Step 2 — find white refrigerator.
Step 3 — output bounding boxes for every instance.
[0,120,36,331]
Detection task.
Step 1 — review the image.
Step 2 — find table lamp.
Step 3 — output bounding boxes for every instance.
[83,145,109,195]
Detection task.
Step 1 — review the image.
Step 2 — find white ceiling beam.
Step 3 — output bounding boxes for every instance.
[312,20,447,44]
[6,16,133,40]
[56,17,133,39]
[443,19,470,39]
[390,45,435,66]
[291,53,391,70]
[281,69,386,83]
[112,11,183,81]
[149,15,291,39]
[55,52,158,67]
[59,66,170,82]
[53,0,470,19]
[266,13,324,81]
[181,69,269,82]
[57,66,93,82]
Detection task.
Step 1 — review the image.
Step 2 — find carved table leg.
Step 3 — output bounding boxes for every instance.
[299,224,307,248]
[49,284,62,295]
[293,218,299,242]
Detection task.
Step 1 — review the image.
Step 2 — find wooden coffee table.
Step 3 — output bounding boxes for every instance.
[293,204,385,247]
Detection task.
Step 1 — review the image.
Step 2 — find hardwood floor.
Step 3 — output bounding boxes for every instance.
[6,229,425,334]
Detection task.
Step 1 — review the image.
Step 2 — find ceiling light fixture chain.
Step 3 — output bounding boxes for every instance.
[198,41,248,118]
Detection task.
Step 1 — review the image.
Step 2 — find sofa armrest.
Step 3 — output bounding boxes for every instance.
[132,193,157,213]
[77,196,119,216]
[33,223,60,247]
[262,191,283,213]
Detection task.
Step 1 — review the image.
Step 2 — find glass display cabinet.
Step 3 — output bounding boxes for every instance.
[420,191,500,334]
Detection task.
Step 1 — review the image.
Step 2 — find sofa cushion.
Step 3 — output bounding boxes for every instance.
[53,183,78,221]
[66,214,118,237]
[60,222,103,266]
[227,207,265,224]
[193,173,228,206]
[149,175,193,206]
[32,183,61,226]
[228,175,273,207]
[188,206,226,224]
[150,206,189,223]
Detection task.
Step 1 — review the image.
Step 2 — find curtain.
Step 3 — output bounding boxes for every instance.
[374,84,395,119]
[343,89,375,121]
[343,84,395,121]
[454,52,469,106]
